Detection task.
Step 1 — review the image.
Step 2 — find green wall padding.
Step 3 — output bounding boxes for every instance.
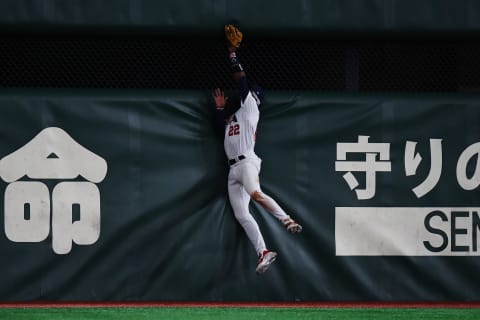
[0,90,479,301]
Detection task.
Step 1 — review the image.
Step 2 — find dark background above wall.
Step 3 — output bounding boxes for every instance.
[0,33,479,93]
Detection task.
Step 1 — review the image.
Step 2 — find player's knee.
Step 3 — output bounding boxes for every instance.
[251,190,264,203]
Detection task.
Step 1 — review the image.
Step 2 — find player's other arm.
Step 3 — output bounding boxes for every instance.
[212,88,227,138]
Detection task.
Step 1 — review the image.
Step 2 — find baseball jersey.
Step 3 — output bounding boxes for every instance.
[224,91,259,159]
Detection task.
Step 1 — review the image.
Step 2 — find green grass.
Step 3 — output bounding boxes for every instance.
[1,307,480,320]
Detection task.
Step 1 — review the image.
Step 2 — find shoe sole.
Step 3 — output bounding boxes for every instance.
[287,224,303,234]
[256,252,278,275]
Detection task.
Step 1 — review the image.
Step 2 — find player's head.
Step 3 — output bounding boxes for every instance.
[223,94,241,119]
[251,84,265,106]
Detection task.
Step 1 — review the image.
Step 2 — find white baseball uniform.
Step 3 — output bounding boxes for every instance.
[224,91,290,255]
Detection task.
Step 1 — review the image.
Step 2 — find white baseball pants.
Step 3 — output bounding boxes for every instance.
[228,157,289,255]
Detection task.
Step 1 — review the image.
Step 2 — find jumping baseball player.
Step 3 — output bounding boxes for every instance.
[213,25,302,275]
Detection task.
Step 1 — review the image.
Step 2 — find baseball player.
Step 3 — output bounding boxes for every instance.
[213,25,302,275]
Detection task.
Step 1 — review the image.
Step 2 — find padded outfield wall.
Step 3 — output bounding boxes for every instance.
[1,91,480,301]
[1,0,480,302]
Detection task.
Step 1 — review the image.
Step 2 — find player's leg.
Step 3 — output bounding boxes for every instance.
[240,160,288,220]
[229,167,278,274]
[241,160,303,234]
[228,177,267,256]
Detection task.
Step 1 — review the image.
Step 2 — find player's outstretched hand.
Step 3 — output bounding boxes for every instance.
[213,88,228,109]
[225,24,243,50]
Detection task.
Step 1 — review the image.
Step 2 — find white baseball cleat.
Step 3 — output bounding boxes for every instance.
[283,217,303,234]
[256,250,278,275]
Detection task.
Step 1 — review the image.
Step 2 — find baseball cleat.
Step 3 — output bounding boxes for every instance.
[256,250,277,275]
[283,217,303,234]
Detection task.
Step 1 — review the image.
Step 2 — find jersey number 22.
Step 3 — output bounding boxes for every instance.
[228,124,240,136]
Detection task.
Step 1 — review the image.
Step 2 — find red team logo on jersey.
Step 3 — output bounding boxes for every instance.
[228,124,240,136]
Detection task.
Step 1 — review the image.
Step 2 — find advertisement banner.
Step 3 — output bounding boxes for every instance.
[0,90,480,301]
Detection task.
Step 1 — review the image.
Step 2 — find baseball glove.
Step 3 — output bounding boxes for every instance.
[225,24,243,49]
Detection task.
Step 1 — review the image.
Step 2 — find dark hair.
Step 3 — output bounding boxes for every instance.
[223,95,241,119]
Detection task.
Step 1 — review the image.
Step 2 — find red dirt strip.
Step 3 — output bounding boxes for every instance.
[0,302,480,308]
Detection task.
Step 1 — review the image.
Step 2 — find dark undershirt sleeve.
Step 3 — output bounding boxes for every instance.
[239,76,249,104]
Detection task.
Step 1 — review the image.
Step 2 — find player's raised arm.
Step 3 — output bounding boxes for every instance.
[225,24,249,103]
